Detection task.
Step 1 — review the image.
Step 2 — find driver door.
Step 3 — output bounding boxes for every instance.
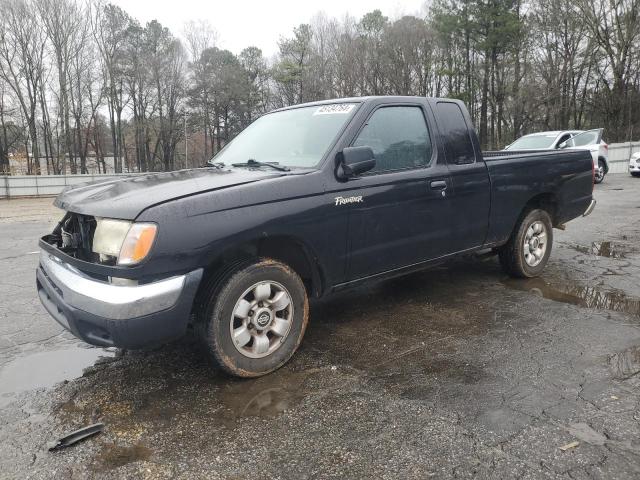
[337,103,455,281]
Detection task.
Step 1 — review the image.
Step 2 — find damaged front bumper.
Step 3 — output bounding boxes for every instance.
[36,249,202,348]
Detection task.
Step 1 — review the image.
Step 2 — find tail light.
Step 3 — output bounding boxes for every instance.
[603,143,608,151]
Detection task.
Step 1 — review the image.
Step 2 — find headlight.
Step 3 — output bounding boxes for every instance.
[118,223,157,265]
[92,218,157,265]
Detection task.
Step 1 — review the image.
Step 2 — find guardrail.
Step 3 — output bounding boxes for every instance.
[0,173,143,199]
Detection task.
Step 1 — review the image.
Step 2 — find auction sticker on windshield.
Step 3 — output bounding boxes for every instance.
[314,104,355,115]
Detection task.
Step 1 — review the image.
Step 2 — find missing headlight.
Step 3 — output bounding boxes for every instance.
[48,212,97,261]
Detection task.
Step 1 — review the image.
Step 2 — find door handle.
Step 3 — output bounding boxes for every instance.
[429,180,448,197]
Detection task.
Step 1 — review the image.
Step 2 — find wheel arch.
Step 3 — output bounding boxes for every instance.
[520,192,559,226]
[496,192,558,247]
[201,235,325,299]
[598,156,609,173]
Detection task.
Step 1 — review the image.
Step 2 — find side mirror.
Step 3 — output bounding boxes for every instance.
[558,141,568,149]
[336,146,376,180]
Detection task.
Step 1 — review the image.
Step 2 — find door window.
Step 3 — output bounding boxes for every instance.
[352,106,432,173]
[566,130,601,147]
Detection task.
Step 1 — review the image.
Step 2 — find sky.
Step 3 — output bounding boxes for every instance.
[110,0,427,57]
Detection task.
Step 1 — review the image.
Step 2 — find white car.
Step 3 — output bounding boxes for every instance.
[505,129,609,183]
[630,152,640,177]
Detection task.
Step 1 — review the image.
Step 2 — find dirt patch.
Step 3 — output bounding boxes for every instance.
[94,442,152,471]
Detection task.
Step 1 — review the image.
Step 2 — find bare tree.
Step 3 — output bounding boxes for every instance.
[0,80,24,173]
[92,2,131,173]
[0,0,46,174]
[183,19,217,62]
[184,19,217,160]
[578,0,640,140]
[146,21,187,171]
[37,0,88,173]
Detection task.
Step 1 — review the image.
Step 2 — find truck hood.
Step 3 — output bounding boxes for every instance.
[54,168,288,220]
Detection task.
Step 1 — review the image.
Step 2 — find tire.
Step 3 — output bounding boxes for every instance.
[631,172,640,178]
[498,209,553,278]
[197,259,309,377]
[594,160,605,184]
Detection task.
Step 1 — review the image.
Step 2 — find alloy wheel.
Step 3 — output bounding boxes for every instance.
[229,281,294,358]
[523,221,548,267]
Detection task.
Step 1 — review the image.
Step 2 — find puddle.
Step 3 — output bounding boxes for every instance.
[95,443,152,471]
[0,346,116,406]
[609,346,640,380]
[501,277,640,317]
[218,370,310,418]
[572,241,628,258]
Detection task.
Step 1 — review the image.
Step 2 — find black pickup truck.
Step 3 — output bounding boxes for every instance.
[37,96,596,377]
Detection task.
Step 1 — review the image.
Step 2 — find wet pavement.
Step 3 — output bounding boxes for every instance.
[0,177,639,478]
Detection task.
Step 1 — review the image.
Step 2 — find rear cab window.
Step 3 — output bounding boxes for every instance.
[435,102,476,164]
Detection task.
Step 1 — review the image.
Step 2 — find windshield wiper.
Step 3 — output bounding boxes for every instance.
[231,159,290,172]
[206,160,225,169]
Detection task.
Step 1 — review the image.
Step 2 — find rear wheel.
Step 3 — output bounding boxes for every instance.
[198,259,309,377]
[499,209,553,278]
[594,160,605,184]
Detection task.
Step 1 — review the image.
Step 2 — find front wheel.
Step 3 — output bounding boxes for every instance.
[498,209,553,278]
[198,259,309,377]
[594,160,605,184]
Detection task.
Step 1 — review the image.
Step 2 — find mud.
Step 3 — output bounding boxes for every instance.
[94,442,152,472]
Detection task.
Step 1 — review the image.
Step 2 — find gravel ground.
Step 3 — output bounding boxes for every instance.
[0,176,639,479]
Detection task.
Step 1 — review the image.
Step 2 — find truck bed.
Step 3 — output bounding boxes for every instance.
[482,149,594,244]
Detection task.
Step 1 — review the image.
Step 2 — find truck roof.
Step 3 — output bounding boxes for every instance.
[272,96,444,112]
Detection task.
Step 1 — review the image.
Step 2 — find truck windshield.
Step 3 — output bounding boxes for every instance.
[210,103,358,169]
[507,134,558,150]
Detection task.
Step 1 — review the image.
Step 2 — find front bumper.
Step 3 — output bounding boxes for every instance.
[36,250,203,348]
